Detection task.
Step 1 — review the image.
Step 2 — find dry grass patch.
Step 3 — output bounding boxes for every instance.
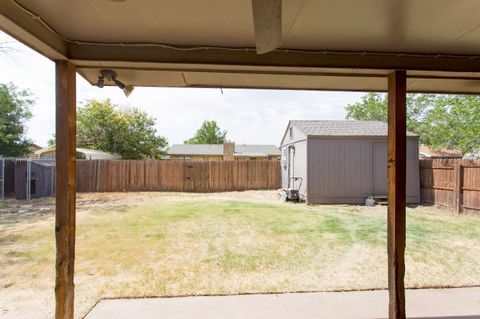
[0,191,479,319]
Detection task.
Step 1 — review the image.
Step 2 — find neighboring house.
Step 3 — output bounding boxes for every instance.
[34,147,121,160]
[419,145,462,159]
[168,142,281,161]
[280,120,420,204]
[28,143,43,157]
[463,152,480,160]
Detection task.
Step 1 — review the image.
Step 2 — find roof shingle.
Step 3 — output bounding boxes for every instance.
[291,120,417,137]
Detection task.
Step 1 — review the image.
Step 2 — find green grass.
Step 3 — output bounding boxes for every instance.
[1,193,479,319]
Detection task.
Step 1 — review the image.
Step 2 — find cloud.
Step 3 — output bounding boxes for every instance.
[1,31,365,147]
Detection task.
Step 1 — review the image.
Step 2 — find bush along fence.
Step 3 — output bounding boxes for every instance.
[77,159,281,193]
[420,158,480,214]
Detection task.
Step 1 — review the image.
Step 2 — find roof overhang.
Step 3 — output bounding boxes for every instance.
[3,0,480,93]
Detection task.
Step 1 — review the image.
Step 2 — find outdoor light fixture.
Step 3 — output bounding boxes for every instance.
[96,69,134,97]
[113,78,135,97]
[96,77,104,88]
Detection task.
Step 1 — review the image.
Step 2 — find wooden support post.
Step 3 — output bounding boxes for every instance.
[387,70,407,319]
[55,61,76,319]
[453,163,463,213]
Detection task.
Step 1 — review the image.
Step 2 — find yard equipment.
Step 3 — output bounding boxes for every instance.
[281,177,303,202]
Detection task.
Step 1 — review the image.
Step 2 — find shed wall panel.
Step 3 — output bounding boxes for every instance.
[372,142,388,195]
[308,139,372,203]
[306,137,420,204]
[406,139,421,201]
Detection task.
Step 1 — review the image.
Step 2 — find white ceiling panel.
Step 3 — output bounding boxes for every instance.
[13,0,480,55]
[4,0,480,91]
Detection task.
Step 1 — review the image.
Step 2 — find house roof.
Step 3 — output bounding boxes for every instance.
[234,145,281,156]
[34,147,121,159]
[419,145,462,158]
[3,1,480,93]
[168,144,280,156]
[29,143,43,151]
[290,120,418,137]
[169,144,223,156]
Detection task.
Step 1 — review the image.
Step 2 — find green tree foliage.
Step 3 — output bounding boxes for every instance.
[77,99,168,159]
[345,93,388,122]
[424,95,480,154]
[47,136,55,148]
[345,93,480,154]
[184,120,227,144]
[0,83,33,157]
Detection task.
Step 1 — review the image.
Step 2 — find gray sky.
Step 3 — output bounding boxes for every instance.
[0,31,366,147]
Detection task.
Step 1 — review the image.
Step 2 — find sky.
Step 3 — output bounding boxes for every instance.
[0,31,366,147]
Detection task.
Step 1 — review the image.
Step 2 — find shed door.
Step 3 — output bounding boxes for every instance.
[372,142,388,195]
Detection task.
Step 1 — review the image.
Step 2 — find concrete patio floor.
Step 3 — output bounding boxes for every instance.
[84,287,480,319]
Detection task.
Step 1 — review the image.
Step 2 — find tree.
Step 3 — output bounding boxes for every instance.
[345,93,434,139]
[345,92,388,123]
[77,99,168,159]
[184,120,227,144]
[345,93,480,154]
[47,136,55,148]
[424,95,480,154]
[0,83,33,157]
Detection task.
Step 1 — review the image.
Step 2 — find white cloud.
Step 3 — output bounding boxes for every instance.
[1,31,365,147]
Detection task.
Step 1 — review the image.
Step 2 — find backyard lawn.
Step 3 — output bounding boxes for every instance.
[1,191,479,319]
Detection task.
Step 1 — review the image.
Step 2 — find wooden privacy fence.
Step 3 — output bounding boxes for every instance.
[76,160,281,193]
[420,159,480,214]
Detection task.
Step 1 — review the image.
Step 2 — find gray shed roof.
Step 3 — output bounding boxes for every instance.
[168,144,281,156]
[291,120,418,137]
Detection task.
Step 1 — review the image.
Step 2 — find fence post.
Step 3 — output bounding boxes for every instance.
[453,163,463,213]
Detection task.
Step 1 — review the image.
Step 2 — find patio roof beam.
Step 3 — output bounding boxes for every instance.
[67,44,480,73]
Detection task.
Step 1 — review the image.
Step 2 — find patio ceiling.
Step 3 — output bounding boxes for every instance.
[2,0,480,93]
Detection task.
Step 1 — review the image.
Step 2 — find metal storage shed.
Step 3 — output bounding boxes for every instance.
[280,120,420,204]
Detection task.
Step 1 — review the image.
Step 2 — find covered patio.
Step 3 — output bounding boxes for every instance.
[1,1,480,318]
